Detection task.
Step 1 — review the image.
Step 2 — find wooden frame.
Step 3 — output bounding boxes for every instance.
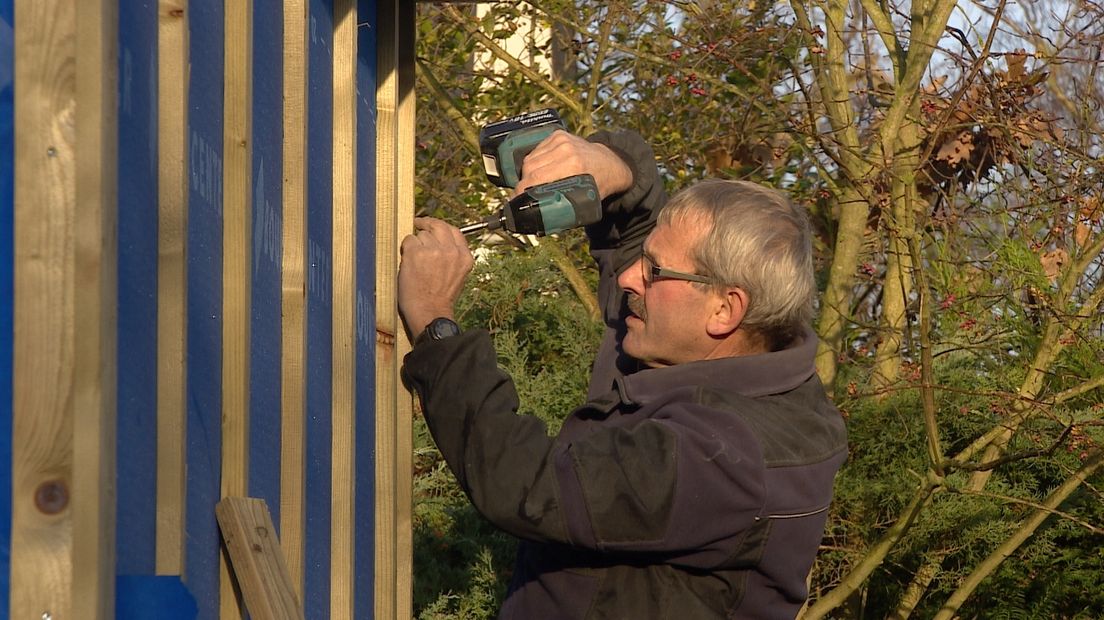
[6,1,415,616]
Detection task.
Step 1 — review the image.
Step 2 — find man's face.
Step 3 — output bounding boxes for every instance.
[617,219,720,367]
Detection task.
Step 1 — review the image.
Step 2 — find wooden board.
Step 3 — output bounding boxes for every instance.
[12,1,79,618]
[71,1,118,616]
[221,0,253,617]
[216,497,303,620]
[280,0,309,601]
[156,0,189,577]
[373,1,415,617]
[330,0,357,617]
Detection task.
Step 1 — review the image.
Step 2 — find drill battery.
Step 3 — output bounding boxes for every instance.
[479,108,564,188]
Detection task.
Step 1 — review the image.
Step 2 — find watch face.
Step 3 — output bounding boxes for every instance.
[428,318,461,340]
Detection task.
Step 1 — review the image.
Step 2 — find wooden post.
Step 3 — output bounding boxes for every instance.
[12,0,118,617]
[374,1,415,617]
[156,0,190,577]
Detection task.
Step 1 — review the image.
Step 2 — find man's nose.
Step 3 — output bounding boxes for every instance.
[618,256,644,295]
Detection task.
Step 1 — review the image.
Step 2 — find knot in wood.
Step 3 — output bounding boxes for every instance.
[34,479,69,515]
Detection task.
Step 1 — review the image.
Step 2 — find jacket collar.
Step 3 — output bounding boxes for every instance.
[614,325,819,406]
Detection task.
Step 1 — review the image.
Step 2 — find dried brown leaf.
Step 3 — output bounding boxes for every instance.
[1040,249,1069,282]
[937,131,975,165]
[1007,50,1028,81]
[1074,222,1091,248]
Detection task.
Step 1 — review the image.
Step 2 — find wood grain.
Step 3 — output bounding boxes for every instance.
[12,1,78,617]
[221,0,253,617]
[394,4,416,618]
[156,0,189,576]
[373,1,415,616]
[330,1,357,617]
[216,497,304,620]
[280,0,309,599]
[70,0,119,616]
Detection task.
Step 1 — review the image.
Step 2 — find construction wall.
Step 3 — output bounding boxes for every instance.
[0,0,414,618]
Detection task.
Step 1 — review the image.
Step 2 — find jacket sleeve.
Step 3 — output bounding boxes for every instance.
[403,330,570,544]
[402,331,768,569]
[581,130,669,394]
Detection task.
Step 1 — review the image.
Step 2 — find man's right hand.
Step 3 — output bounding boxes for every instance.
[514,130,633,201]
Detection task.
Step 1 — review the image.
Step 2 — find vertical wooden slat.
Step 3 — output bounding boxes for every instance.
[374,0,415,616]
[71,0,118,616]
[373,0,399,615]
[156,0,189,576]
[280,0,309,600]
[394,5,416,617]
[12,1,78,618]
[331,0,357,617]
[221,0,252,617]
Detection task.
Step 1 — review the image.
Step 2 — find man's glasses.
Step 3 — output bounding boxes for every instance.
[640,251,713,285]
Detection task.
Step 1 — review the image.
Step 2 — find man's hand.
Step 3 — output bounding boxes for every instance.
[397,217,475,342]
[515,130,633,200]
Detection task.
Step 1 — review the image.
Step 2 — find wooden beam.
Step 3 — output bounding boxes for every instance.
[394,4,416,617]
[13,0,118,616]
[374,1,415,617]
[216,497,304,620]
[71,0,118,615]
[330,0,357,617]
[222,0,253,617]
[156,0,189,576]
[280,0,309,600]
[12,1,79,618]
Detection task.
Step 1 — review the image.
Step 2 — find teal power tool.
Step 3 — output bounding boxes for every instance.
[460,174,601,237]
[479,108,564,188]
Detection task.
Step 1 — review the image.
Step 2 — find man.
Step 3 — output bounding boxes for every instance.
[398,129,848,619]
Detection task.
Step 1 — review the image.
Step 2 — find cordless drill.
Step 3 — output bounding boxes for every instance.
[464,109,602,237]
[460,174,601,237]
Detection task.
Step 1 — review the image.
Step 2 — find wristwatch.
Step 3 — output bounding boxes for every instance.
[419,317,461,344]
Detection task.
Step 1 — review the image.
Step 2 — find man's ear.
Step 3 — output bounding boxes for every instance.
[705,287,750,337]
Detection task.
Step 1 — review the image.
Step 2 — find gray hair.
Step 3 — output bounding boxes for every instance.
[658,179,814,346]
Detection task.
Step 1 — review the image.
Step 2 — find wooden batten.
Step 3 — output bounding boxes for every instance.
[216,498,303,620]
[280,0,309,600]
[374,0,415,617]
[71,1,118,616]
[330,0,357,617]
[12,0,118,617]
[156,0,189,577]
[221,0,253,618]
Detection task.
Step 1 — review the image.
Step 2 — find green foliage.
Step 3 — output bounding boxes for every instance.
[820,357,1104,619]
[412,2,1104,618]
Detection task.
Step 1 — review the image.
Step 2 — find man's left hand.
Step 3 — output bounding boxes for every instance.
[398,217,474,341]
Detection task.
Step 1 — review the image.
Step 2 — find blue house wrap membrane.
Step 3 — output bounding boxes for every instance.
[116,0,160,576]
[305,0,336,616]
[249,0,285,531]
[185,0,225,613]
